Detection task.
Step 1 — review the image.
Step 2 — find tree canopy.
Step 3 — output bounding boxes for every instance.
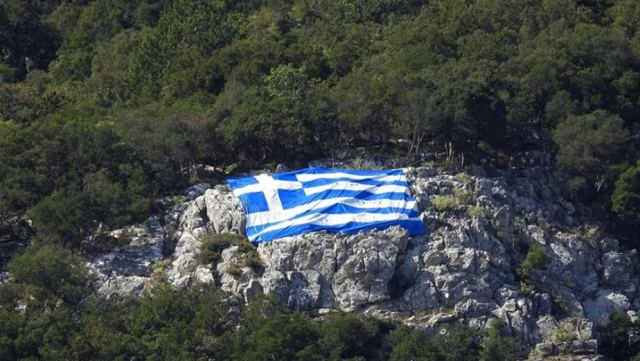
[1,0,640,246]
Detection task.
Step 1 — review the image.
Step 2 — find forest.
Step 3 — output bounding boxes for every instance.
[1,0,640,359]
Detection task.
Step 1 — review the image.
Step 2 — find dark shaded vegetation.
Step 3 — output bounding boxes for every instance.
[197,231,263,276]
[521,243,550,271]
[2,245,638,360]
[0,245,523,361]
[597,311,640,360]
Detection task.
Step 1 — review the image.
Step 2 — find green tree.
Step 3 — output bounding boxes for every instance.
[233,311,321,361]
[389,326,436,361]
[612,161,640,227]
[318,313,382,360]
[8,244,89,307]
[28,190,93,245]
[479,321,518,361]
[552,110,630,196]
[598,312,640,359]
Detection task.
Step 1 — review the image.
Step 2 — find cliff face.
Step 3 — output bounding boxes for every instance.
[86,163,640,359]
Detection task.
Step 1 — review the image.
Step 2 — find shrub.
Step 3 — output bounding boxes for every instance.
[454,188,476,205]
[552,110,630,197]
[431,188,476,212]
[318,313,382,360]
[197,232,262,274]
[236,240,263,270]
[519,280,535,295]
[431,194,458,211]
[150,259,172,283]
[352,155,367,169]
[467,205,486,219]
[612,162,640,227]
[8,244,89,306]
[551,320,578,343]
[480,320,519,361]
[599,312,640,359]
[551,320,587,343]
[522,243,550,271]
[550,319,591,344]
[197,232,247,266]
[455,173,473,185]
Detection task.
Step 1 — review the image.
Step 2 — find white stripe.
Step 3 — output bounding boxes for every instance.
[233,179,302,196]
[296,172,405,182]
[248,213,421,241]
[232,173,405,196]
[304,182,408,196]
[247,198,417,226]
[299,174,406,184]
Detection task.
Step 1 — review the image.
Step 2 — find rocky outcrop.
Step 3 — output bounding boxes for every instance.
[89,183,246,297]
[217,227,409,310]
[88,216,168,299]
[85,162,640,358]
[165,185,246,287]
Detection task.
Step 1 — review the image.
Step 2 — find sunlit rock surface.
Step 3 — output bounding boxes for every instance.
[86,160,639,357]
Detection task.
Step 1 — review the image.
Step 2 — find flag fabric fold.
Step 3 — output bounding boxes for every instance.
[227,168,424,243]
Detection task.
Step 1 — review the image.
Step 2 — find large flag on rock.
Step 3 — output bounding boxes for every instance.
[227,168,424,243]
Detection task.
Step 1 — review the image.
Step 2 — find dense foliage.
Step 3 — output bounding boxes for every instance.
[0,245,525,361]
[1,0,640,247]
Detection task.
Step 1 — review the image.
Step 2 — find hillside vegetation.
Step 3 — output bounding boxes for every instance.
[1,0,640,248]
[2,0,640,359]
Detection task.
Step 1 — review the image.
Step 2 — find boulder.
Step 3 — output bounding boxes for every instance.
[584,291,630,322]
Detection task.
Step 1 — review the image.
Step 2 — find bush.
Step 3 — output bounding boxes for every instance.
[480,321,519,361]
[431,188,476,212]
[7,244,89,308]
[232,311,321,361]
[197,232,262,273]
[28,190,93,245]
[455,173,473,185]
[551,320,578,343]
[389,323,519,361]
[431,194,458,211]
[552,110,630,197]
[467,205,486,219]
[318,313,382,360]
[599,312,640,359]
[612,162,640,227]
[150,258,172,283]
[454,188,476,205]
[522,243,550,271]
[551,319,591,344]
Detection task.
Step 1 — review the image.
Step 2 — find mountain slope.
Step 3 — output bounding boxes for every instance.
[88,160,639,359]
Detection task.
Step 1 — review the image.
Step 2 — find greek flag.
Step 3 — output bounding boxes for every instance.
[227,168,424,243]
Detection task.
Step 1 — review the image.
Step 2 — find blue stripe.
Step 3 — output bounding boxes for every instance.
[251,219,424,243]
[301,177,408,188]
[246,205,421,236]
[280,189,411,209]
[226,176,258,189]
